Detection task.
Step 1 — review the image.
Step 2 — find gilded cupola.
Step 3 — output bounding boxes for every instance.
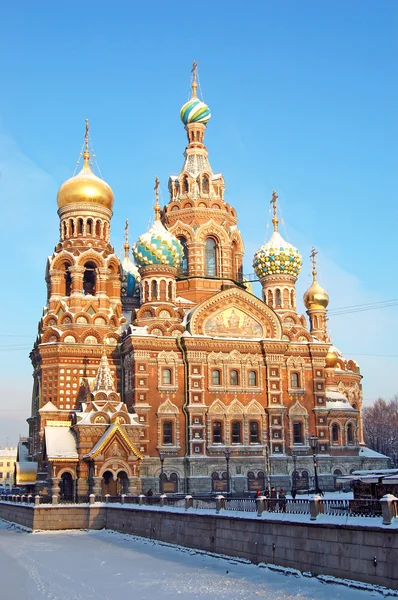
[57,120,114,212]
[303,247,329,310]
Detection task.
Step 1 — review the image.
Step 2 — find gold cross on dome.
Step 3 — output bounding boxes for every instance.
[154,176,161,220]
[270,190,279,232]
[83,118,90,160]
[310,246,318,276]
[191,60,198,97]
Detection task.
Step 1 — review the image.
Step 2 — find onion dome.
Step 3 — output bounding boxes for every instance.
[325,347,338,368]
[57,120,114,211]
[132,178,183,269]
[303,247,329,310]
[253,192,302,279]
[253,231,302,279]
[180,61,211,125]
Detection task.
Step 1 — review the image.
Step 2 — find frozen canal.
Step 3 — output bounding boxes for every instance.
[0,520,389,599]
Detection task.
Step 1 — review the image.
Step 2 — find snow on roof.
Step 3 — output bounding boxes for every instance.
[39,401,59,412]
[44,427,78,460]
[358,447,389,459]
[325,391,356,411]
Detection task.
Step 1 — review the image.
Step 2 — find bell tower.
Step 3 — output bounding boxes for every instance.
[28,121,125,460]
[163,63,245,303]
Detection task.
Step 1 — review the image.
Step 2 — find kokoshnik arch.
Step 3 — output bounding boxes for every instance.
[17,65,387,499]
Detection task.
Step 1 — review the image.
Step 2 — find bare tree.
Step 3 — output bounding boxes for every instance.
[363,396,398,465]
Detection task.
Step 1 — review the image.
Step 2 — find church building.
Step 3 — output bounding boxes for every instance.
[18,66,387,499]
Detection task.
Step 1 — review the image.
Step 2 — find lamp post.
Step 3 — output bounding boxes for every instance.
[158,450,165,494]
[308,434,320,494]
[292,451,297,496]
[224,448,231,495]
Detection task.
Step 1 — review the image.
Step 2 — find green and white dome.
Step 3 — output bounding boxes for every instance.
[133,220,183,269]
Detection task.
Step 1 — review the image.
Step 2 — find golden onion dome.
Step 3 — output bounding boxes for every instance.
[325,347,338,368]
[57,120,114,211]
[303,277,329,310]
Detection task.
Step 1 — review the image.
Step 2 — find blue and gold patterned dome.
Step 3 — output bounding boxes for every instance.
[180,97,211,126]
[133,220,183,269]
[253,231,302,280]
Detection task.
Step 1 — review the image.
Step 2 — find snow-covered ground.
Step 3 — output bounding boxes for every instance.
[0,520,395,599]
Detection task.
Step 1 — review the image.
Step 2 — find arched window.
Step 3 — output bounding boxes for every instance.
[163,421,173,444]
[70,219,75,236]
[183,175,189,193]
[275,288,281,307]
[152,280,158,300]
[162,368,172,385]
[249,421,259,444]
[213,421,223,444]
[293,422,303,444]
[212,369,221,386]
[231,421,242,444]
[87,219,93,235]
[202,175,209,194]
[83,262,96,295]
[178,237,188,275]
[291,372,300,388]
[64,263,71,297]
[96,220,101,236]
[248,371,257,386]
[230,370,239,386]
[77,218,83,235]
[347,423,354,444]
[63,221,67,239]
[205,238,217,276]
[332,423,340,443]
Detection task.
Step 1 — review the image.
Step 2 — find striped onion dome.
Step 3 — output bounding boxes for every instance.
[180,97,211,125]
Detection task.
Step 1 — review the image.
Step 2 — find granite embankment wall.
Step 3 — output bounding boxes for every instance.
[0,502,396,590]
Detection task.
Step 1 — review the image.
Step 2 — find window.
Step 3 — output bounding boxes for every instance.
[0,472,2,478]
[347,423,354,444]
[83,262,96,295]
[163,421,173,444]
[212,369,221,386]
[230,370,239,386]
[291,372,299,388]
[178,237,188,275]
[183,175,189,193]
[152,280,158,299]
[249,421,259,444]
[275,288,281,306]
[293,422,303,444]
[332,423,340,443]
[162,368,172,385]
[202,175,209,193]
[205,238,217,276]
[248,371,257,386]
[213,421,223,444]
[231,421,242,444]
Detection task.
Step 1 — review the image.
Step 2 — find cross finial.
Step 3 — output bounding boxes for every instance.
[83,118,90,161]
[191,60,198,98]
[124,219,130,258]
[310,246,318,278]
[154,176,161,221]
[270,190,279,232]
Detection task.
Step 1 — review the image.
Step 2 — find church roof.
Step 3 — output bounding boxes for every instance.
[83,423,143,460]
[44,427,78,460]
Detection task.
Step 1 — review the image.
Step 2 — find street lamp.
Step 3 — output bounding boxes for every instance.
[158,450,166,494]
[224,448,231,495]
[308,434,320,494]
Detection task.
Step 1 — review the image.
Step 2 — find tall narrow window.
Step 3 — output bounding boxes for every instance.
[83,262,96,295]
[96,220,101,236]
[249,421,259,444]
[64,264,71,297]
[213,421,222,444]
[202,175,209,193]
[178,237,188,275]
[212,369,221,386]
[162,368,172,385]
[332,423,339,443]
[183,175,189,193]
[151,280,158,300]
[347,423,353,444]
[230,370,239,386]
[291,372,299,388]
[275,288,281,306]
[231,421,242,444]
[248,371,257,386]
[87,219,93,235]
[293,422,303,444]
[78,218,83,235]
[163,421,173,444]
[205,238,217,276]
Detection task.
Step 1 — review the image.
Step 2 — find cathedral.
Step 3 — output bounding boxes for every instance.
[18,66,387,499]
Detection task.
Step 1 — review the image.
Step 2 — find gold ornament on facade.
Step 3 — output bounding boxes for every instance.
[303,247,329,309]
[325,348,338,368]
[57,119,114,211]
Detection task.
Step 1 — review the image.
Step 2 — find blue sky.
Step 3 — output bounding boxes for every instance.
[0,1,397,446]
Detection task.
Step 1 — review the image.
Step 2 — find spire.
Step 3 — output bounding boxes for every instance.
[270,190,279,232]
[93,349,115,393]
[83,118,90,162]
[124,219,130,258]
[191,60,198,98]
[310,246,318,279]
[154,176,161,221]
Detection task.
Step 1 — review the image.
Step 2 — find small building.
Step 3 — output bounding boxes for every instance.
[0,447,17,489]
